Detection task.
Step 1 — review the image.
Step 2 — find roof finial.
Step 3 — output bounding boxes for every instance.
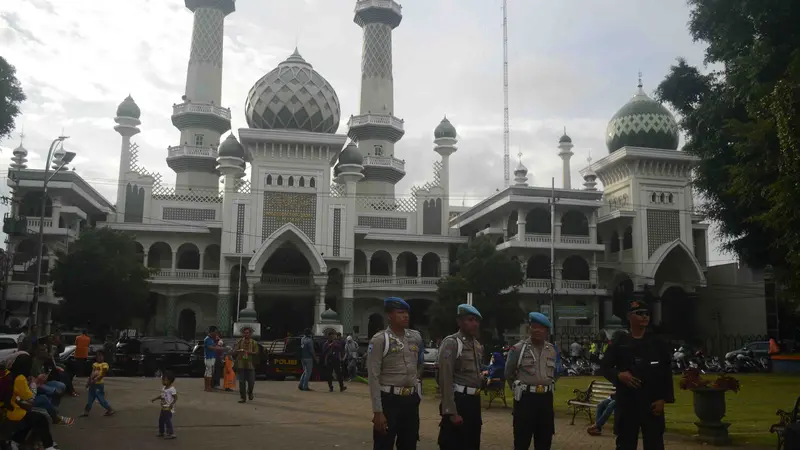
[19,127,25,146]
[637,71,643,89]
[563,126,567,135]
[517,150,522,164]
[587,148,593,164]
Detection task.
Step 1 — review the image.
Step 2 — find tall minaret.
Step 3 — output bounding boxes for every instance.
[558,128,574,189]
[434,117,457,235]
[169,0,235,192]
[348,0,405,198]
[114,95,141,222]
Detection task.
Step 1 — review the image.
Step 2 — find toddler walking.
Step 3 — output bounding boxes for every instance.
[152,371,177,439]
[81,349,115,417]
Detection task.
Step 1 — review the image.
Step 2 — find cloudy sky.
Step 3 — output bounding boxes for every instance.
[0,0,735,265]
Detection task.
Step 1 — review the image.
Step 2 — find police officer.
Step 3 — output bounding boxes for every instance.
[367,297,425,450]
[505,312,559,450]
[600,299,674,450]
[437,304,483,450]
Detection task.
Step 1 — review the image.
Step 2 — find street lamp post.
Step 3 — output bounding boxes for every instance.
[763,264,780,340]
[30,136,75,332]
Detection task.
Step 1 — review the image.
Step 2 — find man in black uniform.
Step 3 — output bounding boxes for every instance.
[600,299,673,450]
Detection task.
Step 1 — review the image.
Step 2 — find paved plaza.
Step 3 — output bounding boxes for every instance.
[51,378,762,450]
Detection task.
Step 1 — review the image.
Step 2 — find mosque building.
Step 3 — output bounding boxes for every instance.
[4,0,709,341]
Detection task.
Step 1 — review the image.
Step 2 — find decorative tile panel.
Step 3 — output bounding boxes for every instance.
[236,203,245,253]
[163,207,216,221]
[362,23,393,79]
[262,192,317,242]
[333,208,342,256]
[647,209,680,257]
[189,8,225,67]
[357,215,406,230]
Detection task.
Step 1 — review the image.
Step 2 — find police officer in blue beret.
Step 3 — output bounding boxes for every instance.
[437,304,484,450]
[505,312,559,450]
[367,297,425,450]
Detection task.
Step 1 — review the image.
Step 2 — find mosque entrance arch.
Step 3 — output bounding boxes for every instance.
[177,309,197,341]
[368,313,384,338]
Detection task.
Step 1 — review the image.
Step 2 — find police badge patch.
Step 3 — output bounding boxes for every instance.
[368,343,374,354]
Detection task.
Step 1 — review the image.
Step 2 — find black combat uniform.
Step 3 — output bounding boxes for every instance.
[600,309,673,450]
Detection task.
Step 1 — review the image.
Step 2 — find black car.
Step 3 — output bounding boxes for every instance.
[263,336,328,381]
[57,344,106,375]
[112,337,194,377]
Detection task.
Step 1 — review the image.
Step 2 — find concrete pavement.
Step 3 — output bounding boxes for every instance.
[50,377,760,450]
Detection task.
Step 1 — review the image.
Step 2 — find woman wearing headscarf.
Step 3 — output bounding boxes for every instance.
[8,353,58,450]
[481,351,506,388]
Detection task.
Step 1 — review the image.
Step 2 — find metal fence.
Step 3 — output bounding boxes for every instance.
[550,332,770,358]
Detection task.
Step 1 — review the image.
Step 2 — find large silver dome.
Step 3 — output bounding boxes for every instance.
[244,49,341,134]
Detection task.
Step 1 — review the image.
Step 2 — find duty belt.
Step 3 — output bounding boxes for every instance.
[453,383,482,395]
[380,385,417,396]
[520,383,553,393]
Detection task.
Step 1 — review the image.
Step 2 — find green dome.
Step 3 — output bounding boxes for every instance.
[605,86,679,153]
[321,308,339,321]
[338,142,363,165]
[116,95,141,119]
[559,133,572,144]
[434,117,457,139]
[218,134,245,158]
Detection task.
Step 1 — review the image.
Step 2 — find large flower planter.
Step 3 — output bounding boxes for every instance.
[692,388,731,445]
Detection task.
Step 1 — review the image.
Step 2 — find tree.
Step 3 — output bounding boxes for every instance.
[51,228,150,335]
[655,0,800,292]
[0,56,26,143]
[429,236,525,345]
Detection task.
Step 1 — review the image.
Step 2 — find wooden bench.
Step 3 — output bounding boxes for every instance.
[566,380,616,425]
[770,396,800,450]
[483,379,507,409]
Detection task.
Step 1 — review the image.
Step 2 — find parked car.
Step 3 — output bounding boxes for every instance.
[113,337,194,377]
[57,344,106,375]
[422,348,438,377]
[262,336,327,381]
[725,341,770,360]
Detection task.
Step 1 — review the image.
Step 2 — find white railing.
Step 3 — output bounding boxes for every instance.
[260,275,314,287]
[561,235,591,244]
[150,269,220,280]
[167,145,218,158]
[525,234,551,243]
[362,155,405,171]
[355,0,402,14]
[173,102,232,120]
[562,280,592,289]
[348,114,405,130]
[524,278,550,289]
[26,218,53,228]
[352,275,440,287]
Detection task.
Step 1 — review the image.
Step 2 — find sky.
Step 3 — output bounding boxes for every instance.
[0,0,736,266]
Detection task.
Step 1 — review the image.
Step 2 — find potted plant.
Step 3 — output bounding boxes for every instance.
[679,368,741,445]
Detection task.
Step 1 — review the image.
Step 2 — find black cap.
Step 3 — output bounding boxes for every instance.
[628,300,650,313]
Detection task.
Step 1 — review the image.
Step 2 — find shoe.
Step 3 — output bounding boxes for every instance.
[104,410,116,417]
[225,388,233,392]
[59,416,75,426]
[329,386,334,392]
[340,386,347,392]
[157,434,164,438]
[248,393,253,401]
[238,399,246,403]
[80,411,90,417]
[164,434,176,440]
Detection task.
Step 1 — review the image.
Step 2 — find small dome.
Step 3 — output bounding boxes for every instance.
[434,116,457,139]
[218,134,245,158]
[559,133,572,144]
[321,308,339,321]
[605,84,679,153]
[116,95,141,119]
[244,49,341,134]
[514,162,528,177]
[12,143,27,156]
[338,142,363,165]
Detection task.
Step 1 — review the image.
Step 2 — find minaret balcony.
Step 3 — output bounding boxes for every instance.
[354,0,402,28]
[168,145,218,159]
[167,145,219,173]
[347,114,405,143]
[171,101,232,134]
[362,155,405,184]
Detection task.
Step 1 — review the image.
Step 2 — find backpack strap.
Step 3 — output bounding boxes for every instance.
[517,343,527,369]
[382,332,390,358]
[456,337,463,359]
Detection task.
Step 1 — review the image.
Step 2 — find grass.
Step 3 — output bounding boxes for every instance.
[423,373,797,447]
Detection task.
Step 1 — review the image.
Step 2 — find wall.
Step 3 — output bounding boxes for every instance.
[695,262,767,337]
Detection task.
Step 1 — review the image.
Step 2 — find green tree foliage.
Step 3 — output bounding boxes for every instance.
[51,228,150,334]
[429,236,525,343]
[655,0,800,291]
[0,56,26,143]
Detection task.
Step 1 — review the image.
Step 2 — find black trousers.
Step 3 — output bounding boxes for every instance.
[438,393,482,450]
[213,359,223,387]
[237,369,255,400]
[614,401,665,450]
[513,391,554,450]
[374,392,420,450]
[12,410,54,448]
[325,361,344,391]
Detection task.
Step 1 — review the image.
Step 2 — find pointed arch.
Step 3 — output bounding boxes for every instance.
[249,223,327,274]
[642,239,706,284]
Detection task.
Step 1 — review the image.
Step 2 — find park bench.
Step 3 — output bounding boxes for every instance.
[566,380,616,425]
[483,379,507,409]
[770,395,800,450]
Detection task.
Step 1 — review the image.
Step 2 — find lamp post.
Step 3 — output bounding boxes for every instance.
[30,136,75,332]
[0,249,11,326]
[763,264,780,340]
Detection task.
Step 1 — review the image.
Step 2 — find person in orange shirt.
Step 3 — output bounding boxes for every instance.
[74,330,91,377]
[769,338,780,356]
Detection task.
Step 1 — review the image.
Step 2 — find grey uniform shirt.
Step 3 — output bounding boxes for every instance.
[505,339,558,387]
[437,332,483,416]
[367,327,424,413]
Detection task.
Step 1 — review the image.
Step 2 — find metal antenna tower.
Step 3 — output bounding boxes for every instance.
[502,0,510,187]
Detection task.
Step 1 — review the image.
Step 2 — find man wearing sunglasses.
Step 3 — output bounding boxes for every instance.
[600,298,674,450]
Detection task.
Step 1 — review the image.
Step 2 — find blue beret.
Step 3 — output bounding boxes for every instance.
[384,297,410,311]
[528,312,552,328]
[457,304,482,320]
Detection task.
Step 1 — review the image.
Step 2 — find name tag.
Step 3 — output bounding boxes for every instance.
[650,361,659,365]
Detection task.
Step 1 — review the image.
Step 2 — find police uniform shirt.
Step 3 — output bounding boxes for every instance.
[367,327,424,413]
[505,339,558,387]
[437,332,483,415]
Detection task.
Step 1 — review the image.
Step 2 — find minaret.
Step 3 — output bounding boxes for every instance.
[434,117,458,235]
[558,127,574,189]
[114,95,142,222]
[583,152,598,191]
[514,152,529,187]
[169,0,235,192]
[348,0,405,198]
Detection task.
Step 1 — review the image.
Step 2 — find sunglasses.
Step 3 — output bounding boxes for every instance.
[632,310,650,317]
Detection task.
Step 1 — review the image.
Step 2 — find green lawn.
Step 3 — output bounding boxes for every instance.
[423,374,797,447]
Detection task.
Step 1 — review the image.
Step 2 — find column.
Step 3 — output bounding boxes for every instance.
[217,258,231,334]
[143,252,149,269]
[199,251,205,274]
[652,298,662,326]
[589,212,598,244]
[171,251,177,274]
[416,258,422,281]
[341,297,355,334]
[617,232,624,262]
[441,257,450,277]
[554,221,562,244]
[316,285,327,325]
[166,294,177,336]
[517,208,527,242]
[554,258,563,289]
[590,253,598,287]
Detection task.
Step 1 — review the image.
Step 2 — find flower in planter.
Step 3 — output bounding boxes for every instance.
[679,368,741,393]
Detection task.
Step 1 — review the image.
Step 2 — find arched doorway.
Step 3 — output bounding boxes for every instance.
[178,309,197,341]
[368,313,384,338]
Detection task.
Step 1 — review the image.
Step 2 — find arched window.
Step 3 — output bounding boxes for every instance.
[309,178,316,188]
[299,177,305,187]
[660,193,666,203]
[667,193,674,203]
[651,192,657,203]
[288,176,294,187]
[266,175,272,185]
[277,175,283,186]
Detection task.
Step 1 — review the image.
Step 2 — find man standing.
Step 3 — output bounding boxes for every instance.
[600,299,674,450]
[75,329,91,377]
[213,335,225,390]
[367,297,424,450]
[299,328,317,391]
[323,331,347,393]
[234,326,259,403]
[437,304,483,450]
[505,312,559,450]
[203,326,222,392]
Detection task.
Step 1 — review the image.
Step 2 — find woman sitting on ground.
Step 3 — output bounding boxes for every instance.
[7,353,58,450]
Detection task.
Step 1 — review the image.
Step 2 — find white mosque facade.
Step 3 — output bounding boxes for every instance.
[4,0,709,341]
